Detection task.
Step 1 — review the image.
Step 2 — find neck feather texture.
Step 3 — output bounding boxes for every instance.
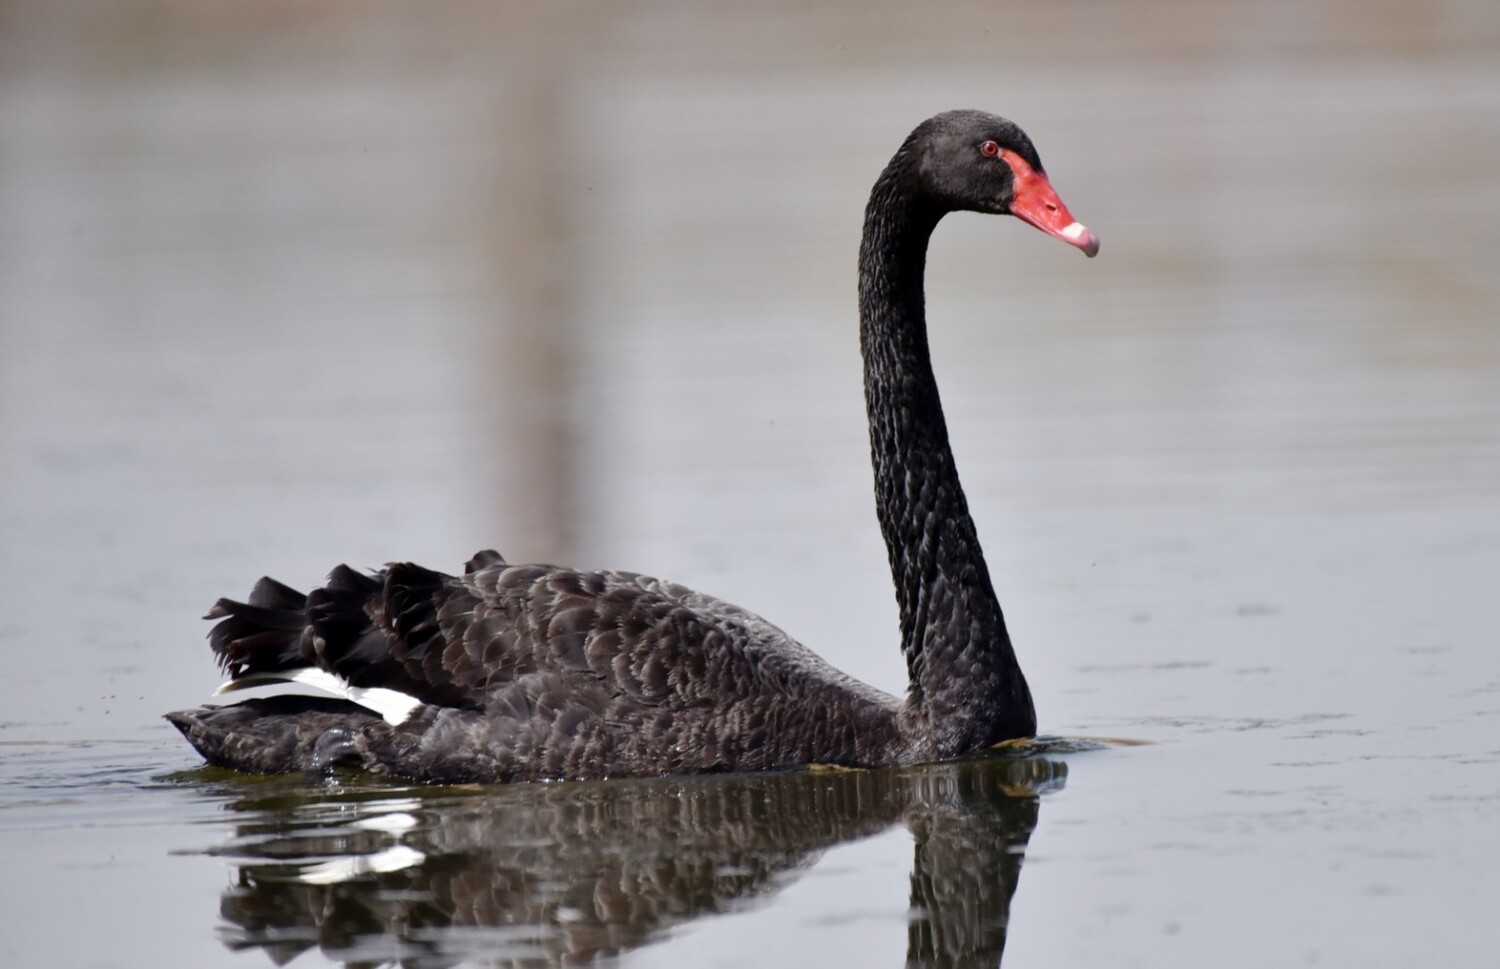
[858,158,1037,756]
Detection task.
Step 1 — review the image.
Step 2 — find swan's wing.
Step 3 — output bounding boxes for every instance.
[205,549,879,724]
[460,559,868,704]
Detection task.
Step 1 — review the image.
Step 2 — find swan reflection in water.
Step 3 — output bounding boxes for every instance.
[195,751,1070,967]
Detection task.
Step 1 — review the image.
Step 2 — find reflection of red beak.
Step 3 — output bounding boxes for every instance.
[1001,149,1099,257]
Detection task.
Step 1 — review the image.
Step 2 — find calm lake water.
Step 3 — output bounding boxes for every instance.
[2,2,1498,966]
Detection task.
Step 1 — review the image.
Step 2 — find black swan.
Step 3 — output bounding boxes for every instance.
[167,110,1098,783]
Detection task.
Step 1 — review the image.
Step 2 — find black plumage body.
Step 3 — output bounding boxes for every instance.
[168,110,1096,782]
[170,553,906,782]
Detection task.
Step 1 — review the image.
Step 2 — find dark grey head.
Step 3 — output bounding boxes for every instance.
[903,109,1098,256]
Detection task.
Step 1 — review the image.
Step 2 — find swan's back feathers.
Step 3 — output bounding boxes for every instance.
[184,549,905,779]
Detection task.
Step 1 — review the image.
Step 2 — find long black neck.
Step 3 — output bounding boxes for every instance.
[858,154,1036,756]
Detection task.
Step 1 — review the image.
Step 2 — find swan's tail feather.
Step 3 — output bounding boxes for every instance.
[246,575,308,612]
[193,555,500,744]
[384,561,449,656]
[206,581,315,677]
[303,561,475,709]
[307,565,391,679]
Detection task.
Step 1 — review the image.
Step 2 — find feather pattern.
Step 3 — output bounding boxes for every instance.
[178,554,903,782]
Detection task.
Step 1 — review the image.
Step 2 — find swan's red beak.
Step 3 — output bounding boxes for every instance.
[1001,149,1099,258]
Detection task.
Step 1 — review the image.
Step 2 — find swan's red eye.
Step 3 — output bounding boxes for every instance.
[980,140,1000,158]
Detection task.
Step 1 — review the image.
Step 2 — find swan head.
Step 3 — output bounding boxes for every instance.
[910,110,1099,257]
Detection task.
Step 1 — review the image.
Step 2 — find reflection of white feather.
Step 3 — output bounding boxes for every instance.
[212,667,422,725]
[353,812,418,834]
[294,845,426,885]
